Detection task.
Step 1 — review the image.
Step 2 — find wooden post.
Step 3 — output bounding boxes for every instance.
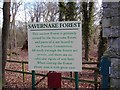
[22,62,25,82]
[94,69,98,89]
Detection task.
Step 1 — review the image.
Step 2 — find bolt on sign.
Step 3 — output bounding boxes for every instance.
[28,21,82,72]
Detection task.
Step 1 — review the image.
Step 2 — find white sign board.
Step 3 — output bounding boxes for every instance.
[28,21,82,72]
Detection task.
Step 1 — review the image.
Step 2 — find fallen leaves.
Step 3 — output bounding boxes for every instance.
[4,48,101,89]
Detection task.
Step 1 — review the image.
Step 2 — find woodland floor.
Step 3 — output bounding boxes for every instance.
[3,47,101,89]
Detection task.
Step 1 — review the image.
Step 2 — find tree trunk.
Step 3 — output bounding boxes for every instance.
[59,1,65,21]
[82,1,94,61]
[65,0,77,79]
[11,2,18,49]
[82,2,89,61]
[2,0,11,86]
[65,1,77,21]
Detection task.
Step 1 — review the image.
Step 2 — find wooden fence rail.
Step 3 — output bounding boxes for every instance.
[5,59,101,89]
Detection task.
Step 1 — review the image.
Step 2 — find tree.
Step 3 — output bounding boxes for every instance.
[82,2,89,61]
[65,1,77,21]
[2,0,11,86]
[0,2,2,86]
[21,1,59,50]
[64,0,77,79]
[82,1,94,61]
[28,2,59,22]
[9,0,22,49]
[59,1,65,21]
